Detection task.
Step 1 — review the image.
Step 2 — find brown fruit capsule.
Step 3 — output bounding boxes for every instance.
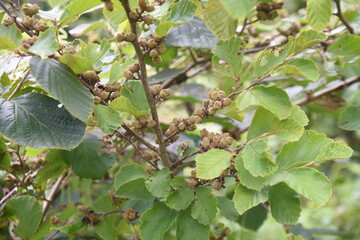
[148,39,157,48]
[193,115,202,123]
[229,163,236,171]
[146,120,156,128]
[210,91,219,100]
[100,91,110,100]
[180,141,189,150]
[157,44,166,54]
[178,122,186,131]
[124,70,134,80]
[129,10,139,20]
[83,71,99,83]
[201,137,210,147]
[4,18,14,26]
[220,138,228,147]
[145,4,155,12]
[104,0,114,11]
[256,2,271,11]
[139,117,148,124]
[152,55,163,64]
[213,101,223,110]
[146,164,153,173]
[21,4,34,16]
[138,0,148,9]
[272,2,283,9]
[111,91,120,99]
[200,128,208,137]
[257,11,269,21]
[34,22,49,32]
[126,33,137,42]
[22,42,31,49]
[112,82,121,90]
[149,49,158,57]
[194,108,203,116]
[51,216,60,225]
[191,169,197,178]
[116,33,126,42]
[143,15,154,25]
[133,120,142,129]
[139,38,148,47]
[94,96,101,104]
[213,181,223,190]
[187,178,198,188]
[222,98,232,106]
[187,124,196,131]
[172,135,180,141]
[169,124,178,132]
[159,89,168,98]
[23,16,34,28]
[268,11,279,20]
[30,4,40,15]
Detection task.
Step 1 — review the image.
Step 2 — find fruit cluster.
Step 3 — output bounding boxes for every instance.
[128,117,157,134]
[205,89,232,115]
[165,117,197,142]
[200,129,234,150]
[256,1,283,21]
[22,4,49,32]
[277,21,301,37]
[144,151,159,164]
[122,208,138,222]
[93,81,121,104]
[139,34,166,64]
[22,35,38,49]
[124,61,141,80]
[150,84,172,103]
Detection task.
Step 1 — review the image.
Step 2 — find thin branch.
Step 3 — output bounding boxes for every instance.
[120,0,171,167]
[116,130,160,171]
[0,187,18,207]
[171,149,203,169]
[333,0,354,34]
[7,69,30,101]
[0,2,34,37]
[122,124,159,153]
[93,209,125,216]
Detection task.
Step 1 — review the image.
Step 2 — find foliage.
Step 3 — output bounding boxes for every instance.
[0,0,359,239]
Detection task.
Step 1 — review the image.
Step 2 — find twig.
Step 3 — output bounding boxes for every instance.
[0,2,34,37]
[122,124,159,153]
[116,130,160,171]
[93,209,125,216]
[171,149,202,169]
[333,0,354,34]
[0,187,18,207]
[120,0,171,168]
[7,69,30,101]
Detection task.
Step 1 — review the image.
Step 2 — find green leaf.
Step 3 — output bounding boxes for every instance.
[94,105,122,134]
[316,142,353,162]
[93,195,117,240]
[195,149,233,180]
[166,17,218,49]
[238,204,268,231]
[0,93,86,149]
[202,0,237,40]
[247,107,276,140]
[0,140,10,171]
[109,96,148,118]
[108,59,135,84]
[176,208,210,240]
[236,85,292,120]
[276,130,332,169]
[339,105,360,130]
[60,0,103,24]
[220,0,255,19]
[6,196,42,240]
[0,24,22,50]
[306,0,332,31]
[269,183,301,224]
[168,0,197,23]
[241,140,278,177]
[217,102,245,122]
[234,155,265,191]
[140,202,178,240]
[103,0,126,25]
[28,28,59,56]
[61,133,115,179]
[270,118,304,142]
[283,167,331,207]
[289,105,309,126]
[291,30,327,54]
[284,58,320,81]
[30,57,93,122]
[217,197,240,221]
[191,187,218,225]
[165,187,194,210]
[156,21,183,37]
[328,35,360,61]
[36,150,67,185]
[170,176,189,190]
[121,80,150,112]
[145,168,172,198]
[233,184,268,215]
[212,37,246,77]
[114,164,154,200]
[59,54,95,74]
[77,40,111,70]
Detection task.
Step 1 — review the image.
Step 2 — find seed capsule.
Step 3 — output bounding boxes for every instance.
[213,101,223,109]
[124,70,134,80]
[116,33,126,42]
[222,98,232,106]
[149,49,158,57]
[143,15,154,25]
[147,39,157,48]
[138,0,148,9]
[152,55,163,64]
[126,33,137,42]
[145,4,155,12]
[104,0,114,11]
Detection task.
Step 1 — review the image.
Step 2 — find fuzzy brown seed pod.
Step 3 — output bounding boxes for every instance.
[207,132,215,140]
[188,115,196,124]
[22,4,39,16]
[218,90,225,99]
[225,136,234,145]
[201,137,210,148]
[222,98,232,106]
[83,71,99,83]
[200,128,208,137]
[133,120,142,129]
[152,55,163,64]
[34,22,49,32]
[77,205,89,213]
[124,70,134,80]
[213,180,223,190]
[145,4,155,12]
[210,91,219,101]
[126,33,137,42]
[187,124,196,131]
[268,11,279,20]
[22,42,31,50]
[194,108,203,116]
[22,16,34,28]
[272,2,283,9]
[51,216,60,225]
[116,33,126,42]
[213,101,223,110]
[177,122,186,131]
[257,11,269,21]
[149,49,158,58]
[104,0,114,11]
[173,117,182,124]
[256,2,271,11]
[145,164,153,173]
[193,115,202,123]
[111,91,120,99]
[159,89,168,98]
[147,39,157,48]
[208,107,216,115]
[4,18,14,26]
[169,124,178,132]
[112,82,121,90]
[220,138,228,147]
[191,169,197,178]
[93,96,101,104]
[138,0,148,9]
[157,44,166,54]
[165,129,172,136]
[172,135,180,141]
[129,10,139,20]
[187,178,198,188]
[229,163,236,172]
[100,91,110,100]
[30,4,40,15]
[139,117,148,124]
[139,38,148,47]
[143,15,154,25]
[180,141,189,150]
[146,120,156,128]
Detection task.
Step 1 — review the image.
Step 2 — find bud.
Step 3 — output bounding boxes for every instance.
[22,16,34,28]
[138,0,148,9]
[104,0,114,11]
[83,71,99,83]
[139,38,148,47]
[213,101,223,110]
[124,70,134,80]
[208,107,216,115]
[193,115,202,123]
[213,181,223,190]
[201,137,210,147]
[146,120,156,128]
[187,178,198,188]
[34,22,49,32]
[129,10,139,20]
[178,122,186,131]
[139,117,148,124]
[116,33,126,42]
[100,91,110,100]
[180,141,189,150]
[200,128,208,137]
[152,55,163,64]
[149,49,158,57]
[222,98,232,106]
[147,39,157,48]
[145,4,155,12]
[143,15,154,25]
[157,44,166,54]
[126,33,137,42]
[94,96,101,104]
[4,18,14,26]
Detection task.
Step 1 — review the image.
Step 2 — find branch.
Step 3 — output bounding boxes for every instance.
[119,0,171,167]
[170,149,203,169]
[0,2,34,37]
[116,130,160,171]
[122,124,159,153]
[0,187,18,207]
[93,209,125,216]
[7,69,30,101]
[333,0,354,34]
